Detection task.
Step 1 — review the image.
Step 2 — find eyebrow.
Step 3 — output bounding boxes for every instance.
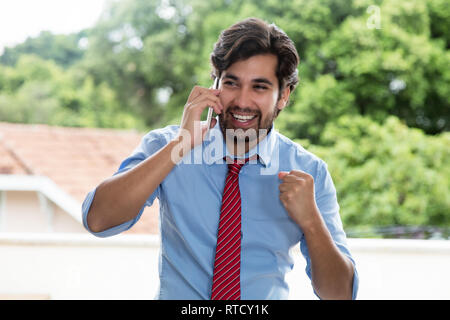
[223,73,274,87]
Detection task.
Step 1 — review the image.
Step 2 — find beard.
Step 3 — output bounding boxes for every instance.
[218,104,278,148]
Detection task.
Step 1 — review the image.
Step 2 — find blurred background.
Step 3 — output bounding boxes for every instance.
[0,0,448,299]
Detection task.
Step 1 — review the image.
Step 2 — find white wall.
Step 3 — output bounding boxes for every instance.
[0,233,449,300]
[0,233,160,299]
[288,238,450,300]
[0,190,86,234]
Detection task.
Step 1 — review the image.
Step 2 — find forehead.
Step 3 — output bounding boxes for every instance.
[223,54,278,83]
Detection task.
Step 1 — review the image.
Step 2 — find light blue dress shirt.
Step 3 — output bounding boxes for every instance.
[82,119,359,299]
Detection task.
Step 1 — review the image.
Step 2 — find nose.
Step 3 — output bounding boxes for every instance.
[233,86,253,109]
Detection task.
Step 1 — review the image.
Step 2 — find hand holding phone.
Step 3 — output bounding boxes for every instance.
[177,78,222,151]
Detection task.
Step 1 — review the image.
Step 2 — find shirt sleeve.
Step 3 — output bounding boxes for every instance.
[299,160,359,299]
[81,129,170,237]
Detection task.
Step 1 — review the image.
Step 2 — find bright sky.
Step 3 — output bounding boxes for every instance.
[0,0,108,54]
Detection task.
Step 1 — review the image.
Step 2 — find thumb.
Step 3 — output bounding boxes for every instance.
[201,118,216,140]
[210,117,217,129]
[278,171,289,180]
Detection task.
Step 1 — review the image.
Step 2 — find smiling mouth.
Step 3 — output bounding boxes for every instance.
[231,112,258,123]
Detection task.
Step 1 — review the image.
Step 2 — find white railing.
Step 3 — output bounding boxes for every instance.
[0,233,449,299]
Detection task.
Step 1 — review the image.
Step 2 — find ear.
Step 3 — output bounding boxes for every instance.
[276,86,291,111]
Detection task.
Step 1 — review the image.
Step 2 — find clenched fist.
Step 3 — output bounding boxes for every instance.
[278,170,321,230]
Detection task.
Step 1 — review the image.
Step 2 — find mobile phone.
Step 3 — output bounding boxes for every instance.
[205,76,220,131]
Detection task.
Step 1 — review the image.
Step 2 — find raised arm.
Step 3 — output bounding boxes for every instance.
[86,86,223,233]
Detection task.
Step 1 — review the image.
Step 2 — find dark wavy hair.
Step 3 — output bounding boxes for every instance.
[210,18,300,99]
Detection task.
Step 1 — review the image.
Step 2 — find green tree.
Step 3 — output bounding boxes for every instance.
[317,0,450,135]
[0,54,145,130]
[0,30,87,67]
[79,0,179,127]
[0,81,59,123]
[305,115,450,229]
[275,74,357,143]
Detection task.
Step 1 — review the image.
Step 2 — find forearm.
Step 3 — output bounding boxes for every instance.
[301,211,354,300]
[87,138,183,233]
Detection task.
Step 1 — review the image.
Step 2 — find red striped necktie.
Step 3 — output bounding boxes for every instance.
[211,158,249,300]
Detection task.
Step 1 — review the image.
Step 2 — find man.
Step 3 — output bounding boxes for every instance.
[82,18,358,300]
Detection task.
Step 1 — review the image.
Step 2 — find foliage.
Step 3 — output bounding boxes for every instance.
[0,55,145,130]
[303,115,450,229]
[277,0,450,142]
[0,30,87,68]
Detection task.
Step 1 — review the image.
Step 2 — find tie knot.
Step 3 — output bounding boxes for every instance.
[227,158,249,175]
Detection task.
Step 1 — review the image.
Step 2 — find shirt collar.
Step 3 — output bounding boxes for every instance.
[203,117,278,167]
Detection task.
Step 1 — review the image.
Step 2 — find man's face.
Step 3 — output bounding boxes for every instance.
[218,54,289,144]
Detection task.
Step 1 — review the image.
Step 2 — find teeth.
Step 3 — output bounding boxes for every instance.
[232,113,256,121]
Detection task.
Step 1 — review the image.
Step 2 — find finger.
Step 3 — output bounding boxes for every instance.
[210,117,217,129]
[188,86,218,102]
[278,171,289,180]
[201,121,209,138]
[289,169,312,180]
[201,117,218,139]
[190,93,223,111]
[279,178,305,192]
[204,100,223,115]
[203,97,224,115]
[209,84,221,94]
[284,175,304,183]
[278,183,290,193]
[279,173,303,183]
[279,192,293,204]
[186,97,223,117]
[190,90,222,104]
[187,86,206,101]
[188,86,220,102]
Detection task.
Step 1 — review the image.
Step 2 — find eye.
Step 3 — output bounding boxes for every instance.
[254,85,268,91]
[223,80,237,87]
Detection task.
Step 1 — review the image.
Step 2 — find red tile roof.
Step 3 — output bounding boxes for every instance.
[0,140,29,174]
[0,122,159,235]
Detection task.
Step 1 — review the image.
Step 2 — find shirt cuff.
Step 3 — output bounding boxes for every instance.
[81,188,143,238]
[351,263,359,300]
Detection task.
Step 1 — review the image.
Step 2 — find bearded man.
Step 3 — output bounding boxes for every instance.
[82,17,358,300]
